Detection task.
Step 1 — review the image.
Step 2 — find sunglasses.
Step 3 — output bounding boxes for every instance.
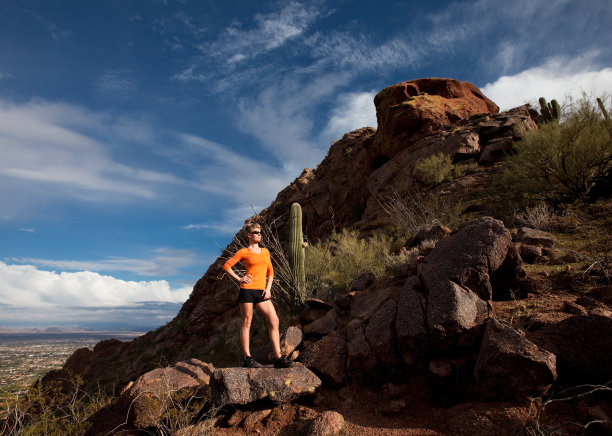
[250,231,261,235]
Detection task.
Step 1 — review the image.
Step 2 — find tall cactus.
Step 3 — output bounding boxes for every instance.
[288,203,306,306]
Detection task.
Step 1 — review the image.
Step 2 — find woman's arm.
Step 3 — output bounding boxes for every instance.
[225,266,252,285]
[223,249,252,285]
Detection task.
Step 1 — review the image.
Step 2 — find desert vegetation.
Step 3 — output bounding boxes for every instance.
[491,94,612,208]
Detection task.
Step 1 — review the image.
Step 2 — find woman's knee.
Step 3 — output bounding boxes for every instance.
[242,316,252,329]
[268,313,279,329]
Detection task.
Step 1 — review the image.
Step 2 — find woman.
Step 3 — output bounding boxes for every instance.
[223,222,295,368]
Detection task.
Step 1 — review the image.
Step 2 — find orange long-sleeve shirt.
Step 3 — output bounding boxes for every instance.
[222,247,274,290]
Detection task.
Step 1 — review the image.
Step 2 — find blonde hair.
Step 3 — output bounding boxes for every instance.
[244,221,261,234]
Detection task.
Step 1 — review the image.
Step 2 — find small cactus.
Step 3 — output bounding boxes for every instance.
[288,203,306,306]
[538,97,560,124]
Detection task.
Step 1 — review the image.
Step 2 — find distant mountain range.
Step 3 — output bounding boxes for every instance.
[0,326,144,335]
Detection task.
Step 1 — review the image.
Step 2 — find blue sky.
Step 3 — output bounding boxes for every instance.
[1,0,611,330]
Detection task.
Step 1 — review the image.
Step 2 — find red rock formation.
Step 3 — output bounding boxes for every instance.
[374,78,499,157]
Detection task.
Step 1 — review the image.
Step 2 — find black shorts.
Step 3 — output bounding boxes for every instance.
[239,289,270,304]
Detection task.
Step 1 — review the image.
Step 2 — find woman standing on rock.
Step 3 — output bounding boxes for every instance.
[223,222,295,369]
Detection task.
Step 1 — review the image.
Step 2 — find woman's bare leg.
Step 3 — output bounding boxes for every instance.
[239,302,254,357]
[256,300,281,358]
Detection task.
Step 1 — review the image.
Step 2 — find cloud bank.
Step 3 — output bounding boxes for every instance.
[0,261,191,307]
[482,55,612,110]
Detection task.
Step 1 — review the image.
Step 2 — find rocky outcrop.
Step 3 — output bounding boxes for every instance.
[87,360,321,434]
[374,78,499,157]
[474,319,557,401]
[298,217,529,386]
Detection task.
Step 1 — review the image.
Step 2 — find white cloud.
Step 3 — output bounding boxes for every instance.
[0,261,192,308]
[481,55,612,110]
[321,91,377,142]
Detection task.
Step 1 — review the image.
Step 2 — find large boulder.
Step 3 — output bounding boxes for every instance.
[539,315,612,384]
[420,217,522,302]
[395,277,429,363]
[299,333,347,387]
[474,319,557,401]
[210,363,321,407]
[418,217,523,349]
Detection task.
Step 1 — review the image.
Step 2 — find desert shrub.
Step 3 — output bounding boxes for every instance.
[305,229,409,293]
[1,377,113,436]
[512,203,558,231]
[378,189,464,238]
[491,94,612,207]
[414,152,473,185]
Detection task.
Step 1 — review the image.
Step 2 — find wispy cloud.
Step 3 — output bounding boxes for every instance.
[19,228,36,234]
[177,133,288,207]
[172,1,325,86]
[481,54,612,110]
[0,71,15,80]
[94,69,138,100]
[12,247,199,277]
[0,97,186,207]
[25,9,71,40]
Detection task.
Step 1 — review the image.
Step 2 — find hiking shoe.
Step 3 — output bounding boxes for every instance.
[243,356,262,368]
[273,355,295,368]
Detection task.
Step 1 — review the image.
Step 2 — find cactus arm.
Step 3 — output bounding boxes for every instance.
[597,97,610,121]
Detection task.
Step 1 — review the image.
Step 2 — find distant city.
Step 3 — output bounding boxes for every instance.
[0,331,142,399]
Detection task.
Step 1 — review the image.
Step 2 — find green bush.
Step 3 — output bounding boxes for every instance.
[305,229,411,293]
[491,95,612,207]
[414,152,471,185]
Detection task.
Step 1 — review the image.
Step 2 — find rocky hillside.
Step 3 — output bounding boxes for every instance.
[37,78,611,435]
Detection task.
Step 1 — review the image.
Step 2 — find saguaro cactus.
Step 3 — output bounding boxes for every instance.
[538,97,560,124]
[289,203,306,306]
[597,97,610,121]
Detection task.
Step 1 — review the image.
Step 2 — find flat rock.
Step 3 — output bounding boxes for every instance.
[517,227,556,248]
[210,363,321,407]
